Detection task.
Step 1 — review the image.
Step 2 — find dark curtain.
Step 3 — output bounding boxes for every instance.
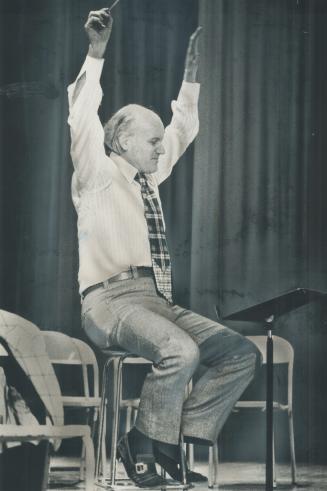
[190,0,327,464]
[1,0,327,465]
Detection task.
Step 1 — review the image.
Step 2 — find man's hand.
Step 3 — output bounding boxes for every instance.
[184,27,202,83]
[85,8,113,59]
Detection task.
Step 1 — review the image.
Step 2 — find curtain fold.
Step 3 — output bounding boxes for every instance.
[190,0,327,317]
[190,0,327,463]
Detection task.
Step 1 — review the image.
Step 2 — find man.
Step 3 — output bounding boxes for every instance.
[68,8,259,488]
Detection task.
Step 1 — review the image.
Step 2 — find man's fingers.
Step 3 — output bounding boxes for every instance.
[87,12,110,22]
[87,9,112,26]
[86,18,106,30]
[88,8,111,18]
[86,12,112,30]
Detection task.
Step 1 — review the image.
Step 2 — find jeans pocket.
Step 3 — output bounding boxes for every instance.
[82,303,118,349]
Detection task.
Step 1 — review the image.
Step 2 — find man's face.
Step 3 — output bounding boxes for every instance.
[123,111,165,174]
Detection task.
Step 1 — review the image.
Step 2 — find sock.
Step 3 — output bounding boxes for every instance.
[154,440,179,461]
[127,427,154,460]
[183,435,213,446]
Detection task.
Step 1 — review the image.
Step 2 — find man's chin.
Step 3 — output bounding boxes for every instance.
[148,162,159,173]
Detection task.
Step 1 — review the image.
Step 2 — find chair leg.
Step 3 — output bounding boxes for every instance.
[288,410,297,484]
[208,442,219,489]
[110,357,124,486]
[79,441,85,481]
[83,432,95,490]
[273,429,277,488]
[88,407,99,480]
[80,408,91,482]
[81,407,98,482]
[41,441,51,491]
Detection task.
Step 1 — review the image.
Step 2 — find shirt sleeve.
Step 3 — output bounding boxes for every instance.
[153,81,200,185]
[67,56,108,189]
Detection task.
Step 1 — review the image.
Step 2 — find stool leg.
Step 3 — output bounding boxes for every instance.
[208,446,214,488]
[185,380,194,473]
[110,356,124,486]
[273,429,277,488]
[95,357,113,481]
[213,442,219,488]
[101,400,108,478]
[132,407,138,426]
[95,360,107,480]
[180,434,188,486]
[125,405,133,433]
[187,442,194,471]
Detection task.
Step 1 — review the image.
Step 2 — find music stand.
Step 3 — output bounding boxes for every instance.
[223,288,327,491]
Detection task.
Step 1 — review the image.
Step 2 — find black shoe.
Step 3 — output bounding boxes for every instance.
[154,447,207,484]
[117,434,169,488]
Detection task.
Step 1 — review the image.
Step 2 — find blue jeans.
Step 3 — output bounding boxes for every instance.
[82,277,259,445]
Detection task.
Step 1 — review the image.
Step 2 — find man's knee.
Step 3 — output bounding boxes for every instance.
[157,337,200,377]
[199,328,261,367]
[243,337,263,368]
[240,336,259,355]
[231,335,262,368]
[179,340,200,371]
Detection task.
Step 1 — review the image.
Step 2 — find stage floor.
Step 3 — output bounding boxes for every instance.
[48,460,327,490]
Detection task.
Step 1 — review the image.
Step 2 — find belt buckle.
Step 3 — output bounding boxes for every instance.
[130,265,138,279]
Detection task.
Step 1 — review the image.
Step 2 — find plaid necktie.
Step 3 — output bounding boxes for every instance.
[135,173,172,303]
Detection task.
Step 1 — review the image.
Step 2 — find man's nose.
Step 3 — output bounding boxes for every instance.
[157,143,165,155]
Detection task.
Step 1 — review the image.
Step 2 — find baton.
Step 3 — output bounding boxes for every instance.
[108,0,121,11]
[92,0,121,31]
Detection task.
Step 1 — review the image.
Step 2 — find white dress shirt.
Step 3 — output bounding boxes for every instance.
[67,55,200,294]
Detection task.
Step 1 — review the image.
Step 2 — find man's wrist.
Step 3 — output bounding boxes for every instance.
[88,43,107,59]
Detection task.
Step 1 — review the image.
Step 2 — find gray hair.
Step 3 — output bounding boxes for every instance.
[104,104,141,154]
[104,104,159,155]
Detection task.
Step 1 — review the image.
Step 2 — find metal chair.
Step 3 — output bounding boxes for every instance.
[0,338,95,490]
[207,335,297,488]
[95,349,189,490]
[42,331,101,479]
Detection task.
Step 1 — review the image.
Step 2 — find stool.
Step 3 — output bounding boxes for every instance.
[95,349,189,490]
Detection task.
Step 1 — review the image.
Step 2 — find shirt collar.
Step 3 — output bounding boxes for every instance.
[110,152,138,184]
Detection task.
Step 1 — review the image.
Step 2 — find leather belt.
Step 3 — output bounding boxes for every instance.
[81,266,154,300]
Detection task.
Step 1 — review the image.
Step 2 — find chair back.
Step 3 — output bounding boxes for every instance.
[42,331,99,398]
[247,335,294,408]
[247,335,293,365]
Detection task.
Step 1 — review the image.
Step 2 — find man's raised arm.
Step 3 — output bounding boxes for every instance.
[154,27,202,185]
[67,9,113,187]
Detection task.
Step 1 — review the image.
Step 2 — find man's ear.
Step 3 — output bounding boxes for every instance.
[118,133,130,152]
